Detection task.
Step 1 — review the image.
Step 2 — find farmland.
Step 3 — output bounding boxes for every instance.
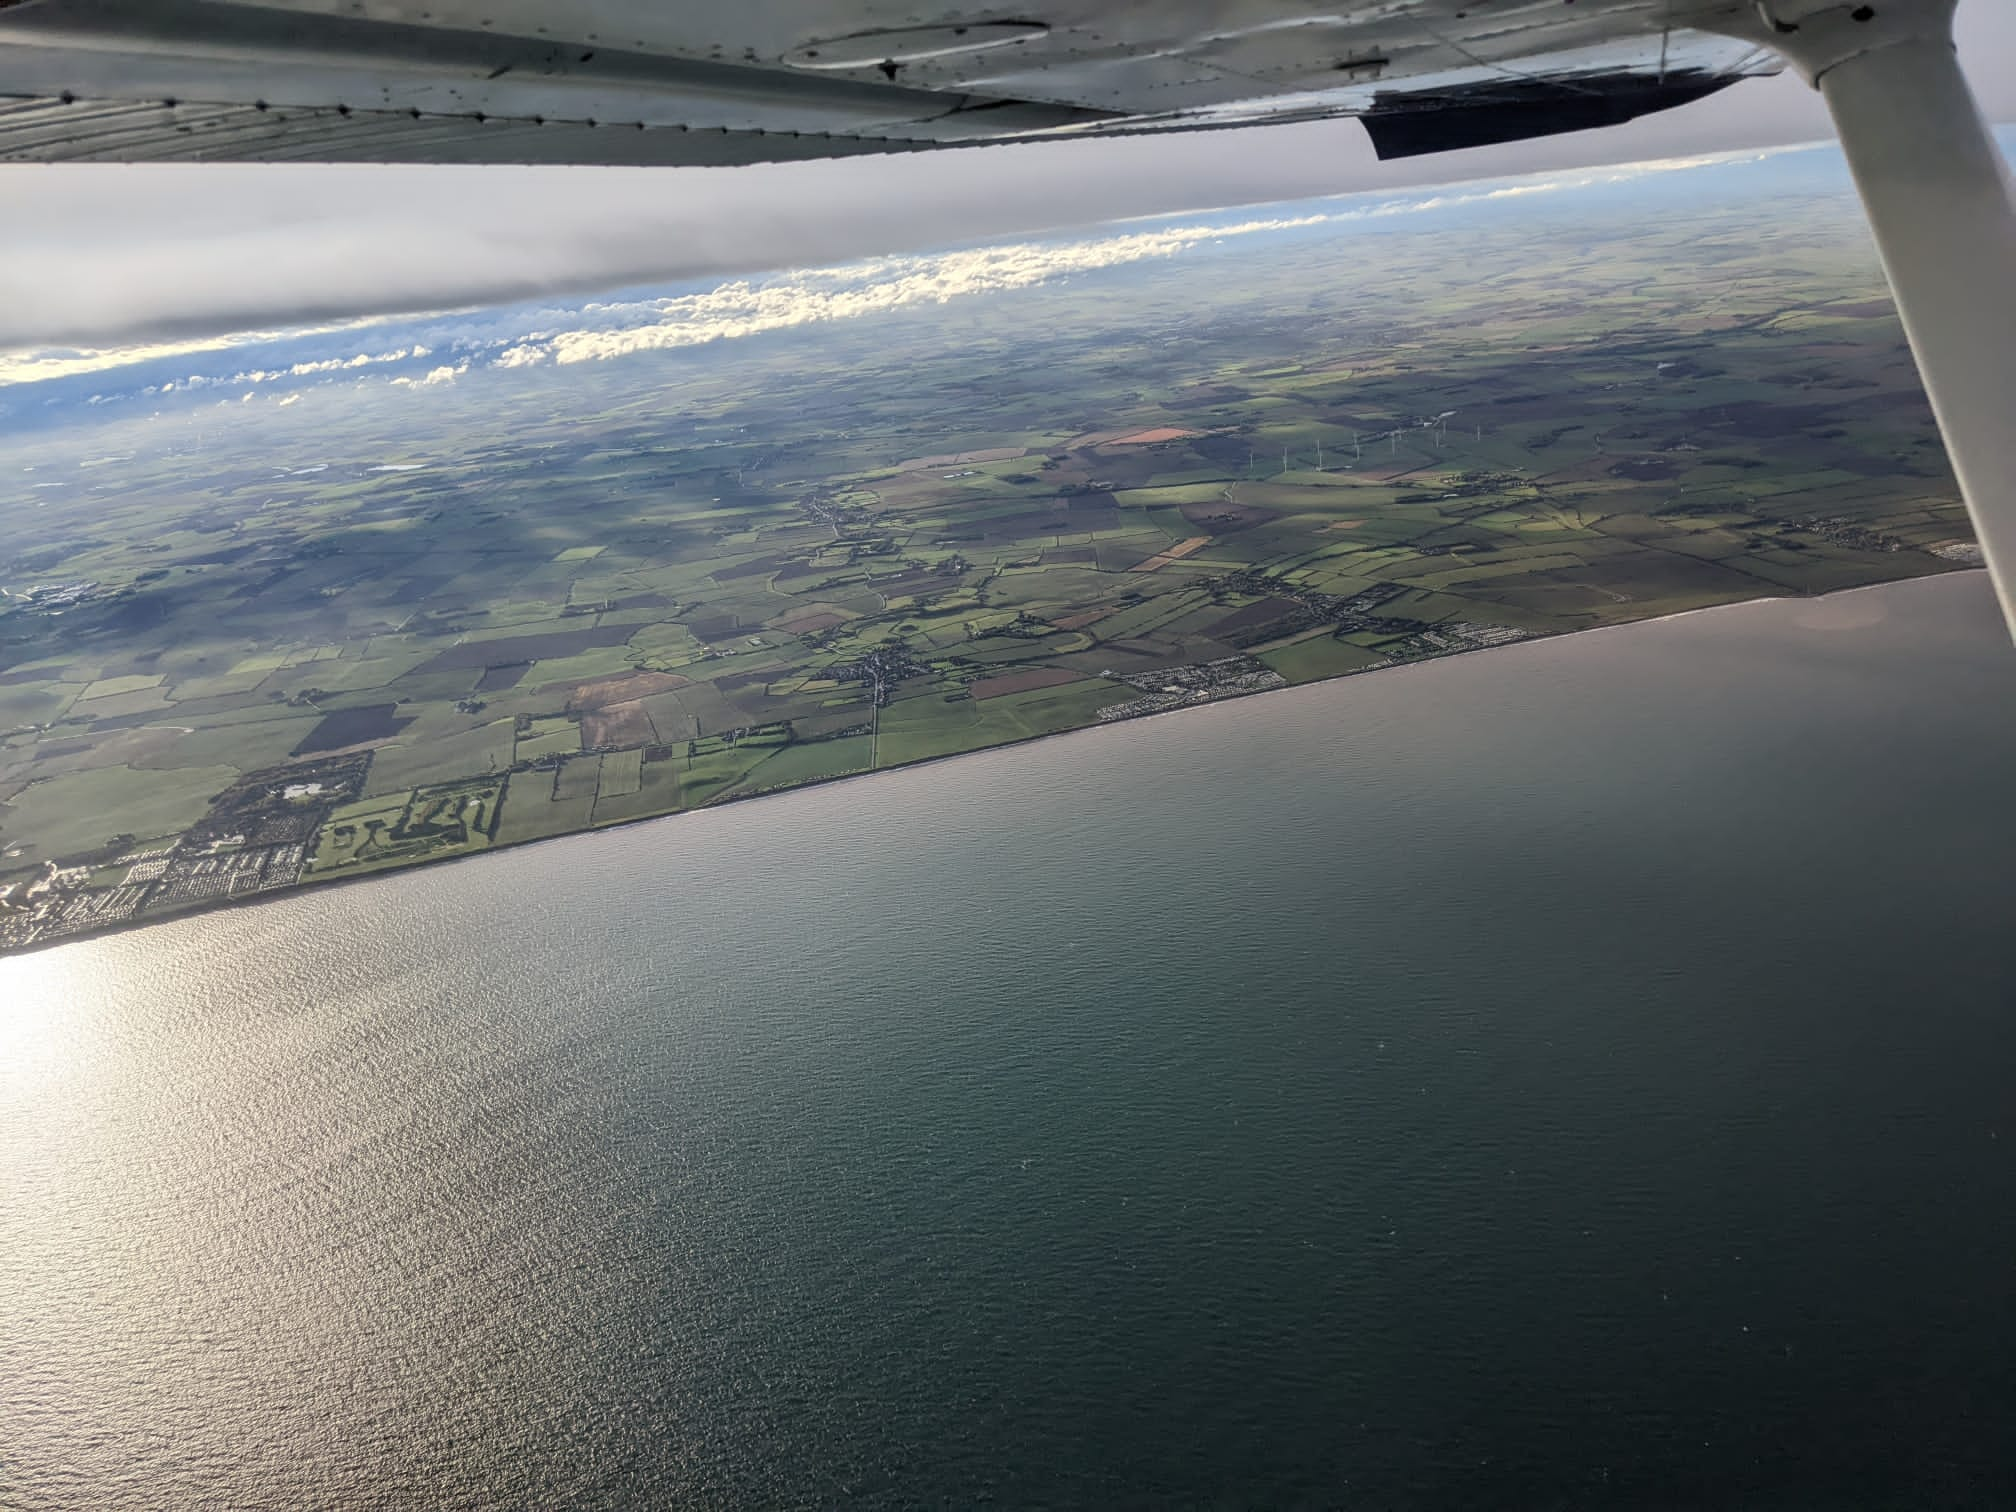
[0,158,1976,951]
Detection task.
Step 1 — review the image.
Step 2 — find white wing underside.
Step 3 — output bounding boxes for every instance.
[0,0,1780,165]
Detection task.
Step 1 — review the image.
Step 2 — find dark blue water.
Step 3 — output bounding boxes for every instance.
[5,573,2015,1510]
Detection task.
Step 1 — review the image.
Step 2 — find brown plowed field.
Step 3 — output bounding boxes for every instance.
[581,700,655,750]
[566,670,692,712]
[1130,536,1211,573]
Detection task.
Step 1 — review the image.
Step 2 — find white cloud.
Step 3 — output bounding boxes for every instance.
[283,346,427,377]
[393,361,468,387]
[482,151,1776,372]
[531,213,1328,367]
[0,316,421,387]
[492,343,549,369]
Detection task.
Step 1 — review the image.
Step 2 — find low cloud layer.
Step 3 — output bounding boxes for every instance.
[498,157,1745,371]
[2,152,1769,395]
[0,1,2009,355]
[513,213,1334,368]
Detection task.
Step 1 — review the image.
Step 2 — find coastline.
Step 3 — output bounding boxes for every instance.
[1,564,1980,962]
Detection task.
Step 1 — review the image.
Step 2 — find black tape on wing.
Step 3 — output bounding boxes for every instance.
[1361,70,1741,160]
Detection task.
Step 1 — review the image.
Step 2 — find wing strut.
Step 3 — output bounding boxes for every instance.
[1745,0,2016,636]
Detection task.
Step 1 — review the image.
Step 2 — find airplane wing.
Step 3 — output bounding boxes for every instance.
[0,0,1779,166]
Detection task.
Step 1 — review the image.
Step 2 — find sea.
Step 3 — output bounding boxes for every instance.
[5,570,2014,1511]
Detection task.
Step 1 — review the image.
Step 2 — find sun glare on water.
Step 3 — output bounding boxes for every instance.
[0,946,112,1083]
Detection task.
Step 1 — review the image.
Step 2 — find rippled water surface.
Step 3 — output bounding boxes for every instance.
[6,573,2015,1509]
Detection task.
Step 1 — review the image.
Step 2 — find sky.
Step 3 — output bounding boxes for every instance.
[0,1,2010,357]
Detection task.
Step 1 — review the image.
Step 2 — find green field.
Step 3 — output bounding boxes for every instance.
[0,172,1975,951]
